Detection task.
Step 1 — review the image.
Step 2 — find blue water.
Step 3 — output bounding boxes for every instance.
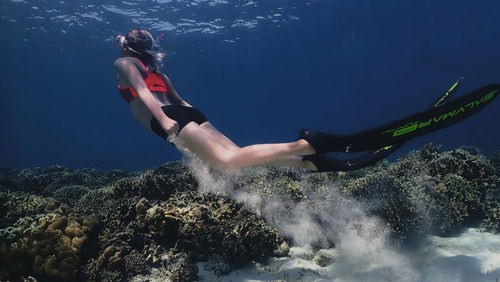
[1,0,500,171]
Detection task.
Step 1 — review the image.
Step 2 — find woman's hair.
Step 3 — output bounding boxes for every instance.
[120,29,165,73]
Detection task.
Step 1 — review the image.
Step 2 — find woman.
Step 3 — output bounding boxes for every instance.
[115,29,319,171]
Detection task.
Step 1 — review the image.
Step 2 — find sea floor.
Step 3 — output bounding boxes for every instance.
[2,145,500,281]
[197,228,500,282]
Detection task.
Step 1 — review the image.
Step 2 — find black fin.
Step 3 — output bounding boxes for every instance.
[303,143,402,172]
[300,84,500,154]
[303,78,472,172]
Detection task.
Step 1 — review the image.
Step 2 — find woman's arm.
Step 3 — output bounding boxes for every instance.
[115,58,179,136]
[161,74,192,107]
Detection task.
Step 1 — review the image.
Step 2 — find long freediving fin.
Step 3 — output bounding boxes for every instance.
[304,77,463,172]
[341,77,465,166]
[304,79,499,172]
[301,83,500,154]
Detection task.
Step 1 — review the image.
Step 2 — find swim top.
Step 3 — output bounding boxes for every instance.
[118,58,168,103]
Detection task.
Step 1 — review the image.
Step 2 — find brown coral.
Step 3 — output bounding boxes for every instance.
[0,212,97,280]
[97,246,123,270]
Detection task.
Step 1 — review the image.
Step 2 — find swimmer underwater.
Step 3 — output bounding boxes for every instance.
[115,29,500,172]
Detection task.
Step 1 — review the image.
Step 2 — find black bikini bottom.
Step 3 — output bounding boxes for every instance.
[150,105,208,139]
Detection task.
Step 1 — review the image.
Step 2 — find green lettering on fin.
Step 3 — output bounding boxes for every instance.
[393,123,418,137]
[419,119,432,128]
[381,88,498,139]
[453,107,465,116]
[443,111,455,120]
[483,90,497,102]
[433,115,444,123]
[475,98,483,107]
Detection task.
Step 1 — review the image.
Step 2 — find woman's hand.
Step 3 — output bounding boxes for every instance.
[162,120,179,139]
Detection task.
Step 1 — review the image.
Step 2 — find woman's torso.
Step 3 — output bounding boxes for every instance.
[129,92,170,130]
[117,57,171,130]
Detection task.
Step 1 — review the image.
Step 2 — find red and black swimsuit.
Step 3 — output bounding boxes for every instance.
[118,58,168,102]
[119,57,208,140]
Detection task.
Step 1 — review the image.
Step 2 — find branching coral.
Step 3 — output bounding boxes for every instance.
[332,144,494,243]
[170,191,283,267]
[428,147,495,181]
[111,162,197,200]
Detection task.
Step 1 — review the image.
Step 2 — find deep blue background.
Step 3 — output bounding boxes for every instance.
[1,0,499,171]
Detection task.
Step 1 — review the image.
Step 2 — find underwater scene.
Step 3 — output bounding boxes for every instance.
[1,0,500,281]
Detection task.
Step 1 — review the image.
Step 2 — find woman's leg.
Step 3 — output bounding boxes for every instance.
[199,122,316,169]
[176,122,315,170]
[200,122,240,151]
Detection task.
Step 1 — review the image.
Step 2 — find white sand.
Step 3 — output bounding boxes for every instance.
[198,229,500,282]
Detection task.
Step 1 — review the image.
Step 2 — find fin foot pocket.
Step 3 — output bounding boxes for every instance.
[303,149,392,172]
[303,154,347,172]
[299,129,350,154]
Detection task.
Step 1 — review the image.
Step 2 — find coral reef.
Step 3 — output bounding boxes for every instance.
[170,191,283,266]
[0,191,53,229]
[0,146,499,280]
[0,210,97,280]
[331,145,495,242]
